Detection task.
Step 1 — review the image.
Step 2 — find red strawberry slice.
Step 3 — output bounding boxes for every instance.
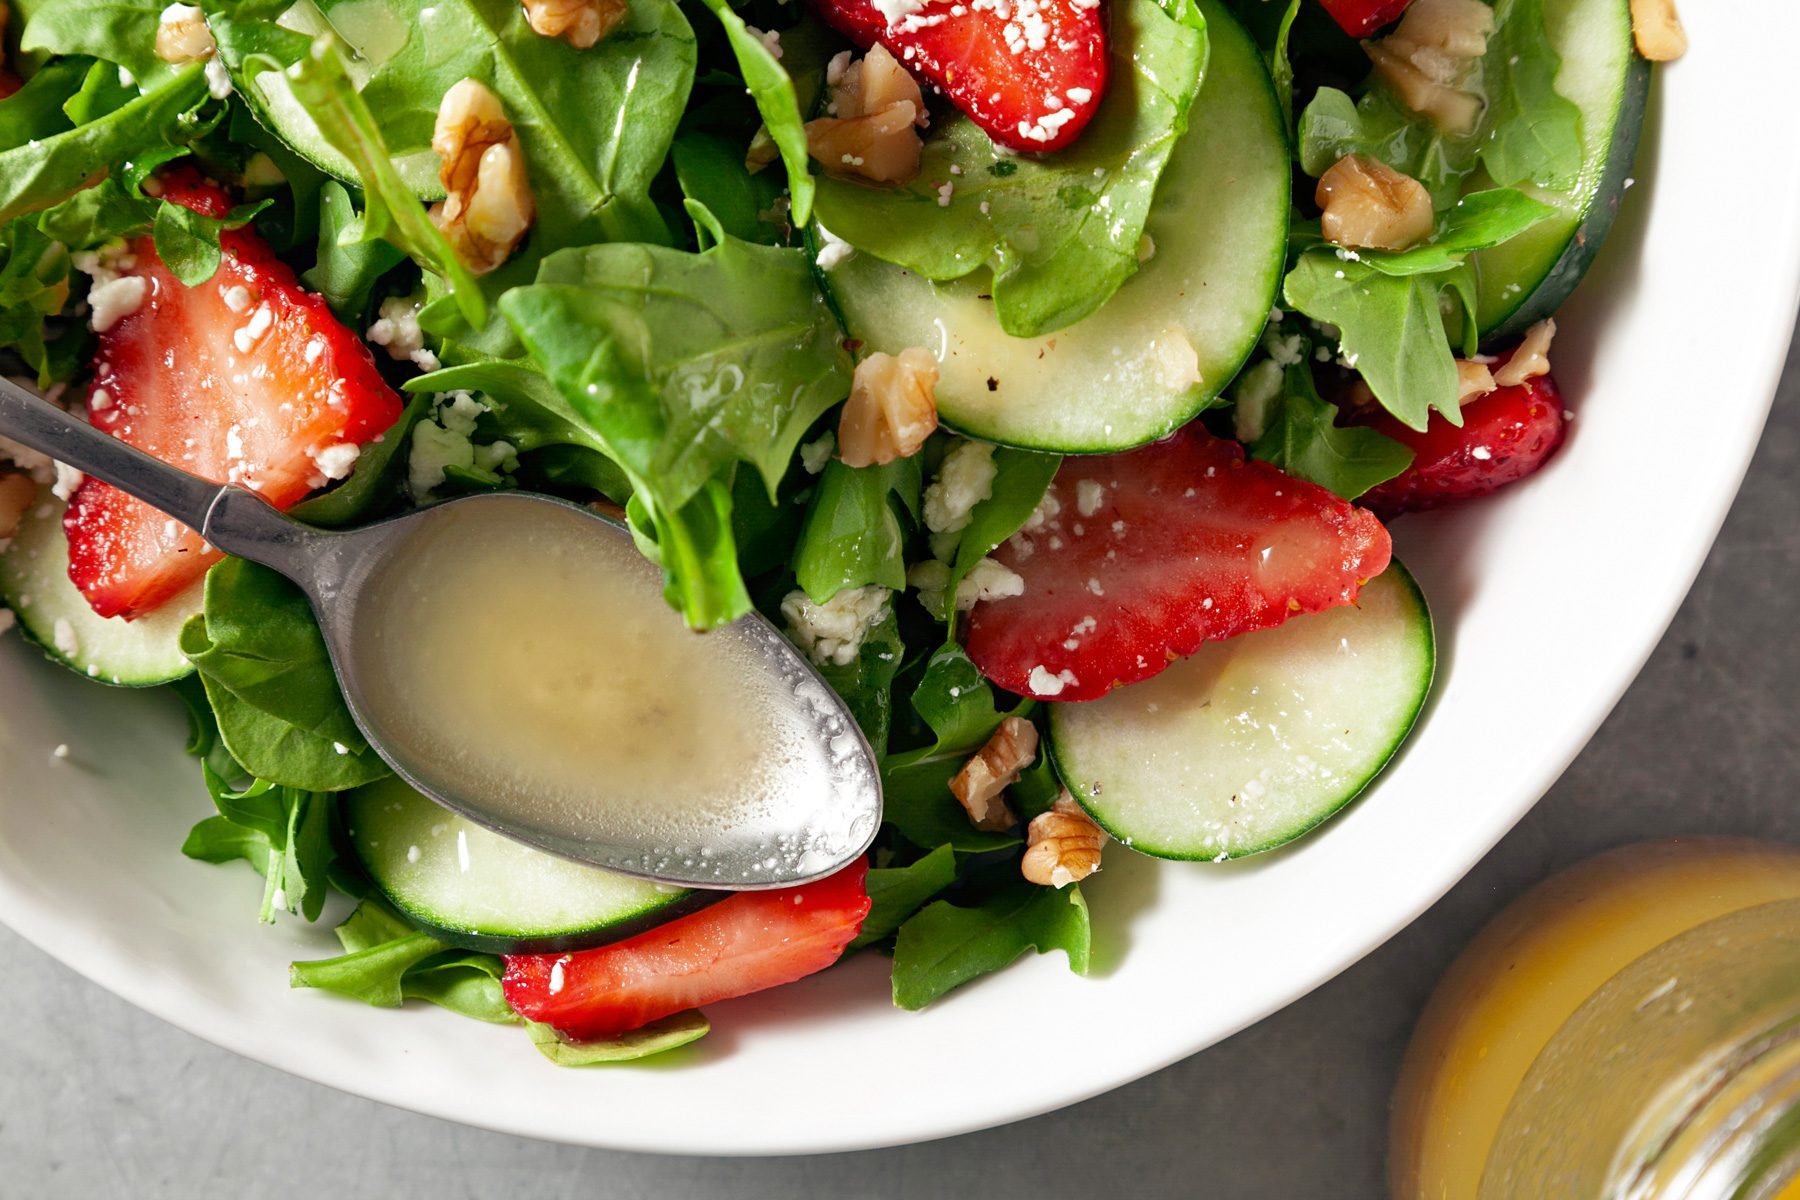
[964,427,1393,702]
[1355,353,1567,518]
[503,860,871,1042]
[64,172,403,620]
[1318,0,1413,37]
[810,0,1107,154]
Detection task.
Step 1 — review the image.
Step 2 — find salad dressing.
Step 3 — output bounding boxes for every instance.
[352,500,833,862]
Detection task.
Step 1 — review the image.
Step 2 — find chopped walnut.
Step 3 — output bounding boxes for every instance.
[838,348,939,468]
[522,0,628,49]
[949,716,1038,832]
[1316,155,1435,251]
[1455,358,1497,404]
[1494,318,1556,388]
[429,79,535,275]
[805,45,926,185]
[0,471,33,542]
[154,2,217,63]
[1630,0,1686,61]
[1364,0,1494,133]
[1021,793,1107,889]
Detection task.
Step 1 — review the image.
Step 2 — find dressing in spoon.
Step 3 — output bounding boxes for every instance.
[0,378,881,889]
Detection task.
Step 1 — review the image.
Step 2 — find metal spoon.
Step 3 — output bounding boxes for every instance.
[0,378,881,890]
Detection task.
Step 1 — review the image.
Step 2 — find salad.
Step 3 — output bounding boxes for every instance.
[0,0,1682,1062]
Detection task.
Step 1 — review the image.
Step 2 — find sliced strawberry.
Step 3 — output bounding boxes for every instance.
[810,0,1107,154]
[503,860,871,1041]
[964,427,1393,702]
[1356,359,1567,518]
[1318,0,1413,37]
[64,174,403,620]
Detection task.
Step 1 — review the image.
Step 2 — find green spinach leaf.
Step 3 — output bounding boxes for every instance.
[524,1012,710,1065]
[1250,345,1413,500]
[891,879,1090,1009]
[299,180,405,319]
[853,844,956,950]
[691,0,813,227]
[289,900,519,1023]
[181,767,336,922]
[794,457,920,602]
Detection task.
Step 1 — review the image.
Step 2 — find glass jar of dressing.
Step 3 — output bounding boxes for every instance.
[1390,838,1800,1200]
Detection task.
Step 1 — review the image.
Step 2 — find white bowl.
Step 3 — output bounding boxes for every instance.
[3,2,1798,1155]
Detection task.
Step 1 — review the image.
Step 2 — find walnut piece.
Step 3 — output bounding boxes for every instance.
[1494,318,1556,388]
[1364,0,1494,133]
[1630,0,1686,61]
[154,2,217,63]
[950,716,1038,832]
[0,471,33,541]
[522,0,628,49]
[429,79,535,275]
[838,348,939,468]
[1021,793,1107,889]
[805,46,926,185]
[1455,358,1497,405]
[1316,155,1435,251]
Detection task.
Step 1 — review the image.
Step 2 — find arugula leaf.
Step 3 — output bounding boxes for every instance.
[813,608,905,753]
[180,558,391,790]
[943,447,1058,636]
[794,457,921,601]
[1250,348,1412,500]
[19,0,181,86]
[501,205,851,626]
[524,1013,711,1065]
[0,62,209,223]
[1282,251,1466,431]
[291,391,433,527]
[1480,0,1583,191]
[891,879,1090,1009]
[0,218,73,381]
[289,900,519,1023]
[672,132,785,247]
[852,844,957,950]
[879,647,1020,852]
[181,768,336,923]
[0,56,86,150]
[691,0,813,227]
[810,0,1207,337]
[299,181,405,319]
[1354,188,1555,277]
[151,197,271,286]
[274,35,486,326]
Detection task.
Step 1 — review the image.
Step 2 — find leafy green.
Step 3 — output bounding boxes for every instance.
[853,844,957,951]
[0,62,210,224]
[1480,0,1583,191]
[672,132,785,247]
[151,198,271,286]
[524,1013,711,1065]
[880,647,1020,853]
[813,607,905,753]
[1354,188,1555,276]
[272,35,486,326]
[180,559,391,790]
[943,447,1058,636]
[810,0,1208,337]
[501,205,852,626]
[289,900,517,1023]
[290,391,433,527]
[891,880,1090,1010]
[0,57,86,150]
[0,219,73,380]
[19,0,180,86]
[300,181,405,319]
[182,767,336,923]
[794,457,920,601]
[691,0,813,227]
[1282,252,1472,431]
[1250,345,1412,500]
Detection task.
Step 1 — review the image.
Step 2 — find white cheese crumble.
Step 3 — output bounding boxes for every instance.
[780,585,891,666]
[407,420,474,497]
[800,432,836,474]
[1075,478,1105,517]
[309,442,361,481]
[366,296,439,372]
[204,56,233,98]
[51,462,84,501]
[923,440,997,537]
[814,224,856,272]
[233,303,274,353]
[221,284,251,313]
[1027,664,1078,696]
[870,0,928,29]
[87,276,148,332]
[907,556,1023,619]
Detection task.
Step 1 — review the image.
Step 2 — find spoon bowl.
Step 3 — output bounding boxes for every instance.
[0,379,882,889]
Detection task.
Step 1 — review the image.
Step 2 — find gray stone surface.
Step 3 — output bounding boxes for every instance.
[2,325,1796,1198]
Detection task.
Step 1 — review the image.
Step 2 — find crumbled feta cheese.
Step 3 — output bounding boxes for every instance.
[1264,328,1306,368]
[923,441,997,537]
[51,462,84,501]
[471,440,518,474]
[221,284,251,313]
[366,296,439,372]
[87,276,148,332]
[909,556,1023,619]
[233,303,274,352]
[936,181,954,207]
[780,585,891,666]
[815,224,856,272]
[1075,478,1105,518]
[437,390,487,437]
[309,442,361,482]
[407,419,475,497]
[204,55,233,98]
[800,432,836,474]
[1027,664,1078,695]
[870,0,928,29]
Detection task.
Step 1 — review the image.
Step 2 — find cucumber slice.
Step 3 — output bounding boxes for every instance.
[0,486,198,686]
[1048,564,1433,860]
[1472,0,1649,340]
[819,0,1288,453]
[345,776,714,954]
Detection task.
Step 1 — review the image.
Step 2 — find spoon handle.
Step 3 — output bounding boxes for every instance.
[0,376,223,531]
[0,376,312,573]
